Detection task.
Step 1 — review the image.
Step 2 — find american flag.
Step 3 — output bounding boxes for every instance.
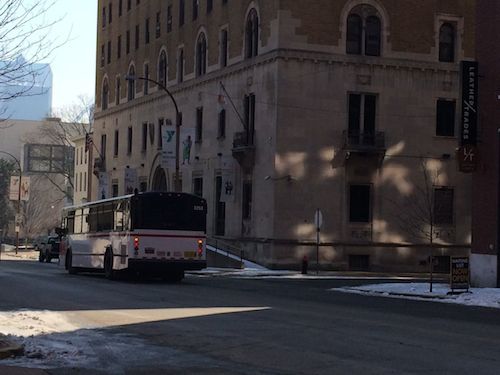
[85,133,93,152]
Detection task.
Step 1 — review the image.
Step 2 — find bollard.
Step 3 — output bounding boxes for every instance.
[301,255,308,275]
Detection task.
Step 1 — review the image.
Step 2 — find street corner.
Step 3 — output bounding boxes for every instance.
[0,334,24,359]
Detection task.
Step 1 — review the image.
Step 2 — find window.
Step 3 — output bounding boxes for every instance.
[434,187,454,224]
[102,79,109,110]
[119,0,123,16]
[114,130,119,157]
[101,134,107,161]
[179,0,185,26]
[242,181,252,219]
[348,93,376,145]
[218,109,226,138]
[245,9,259,58]
[75,173,79,192]
[127,0,131,11]
[178,48,184,83]
[143,63,149,95]
[158,118,164,149]
[112,184,119,198]
[439,23,455,62]
[84,172,87,192]
[436,100,455,137]
[117,35,122,59]
[126,30,130,54]
[100,44,105,67]
[155,12,161,38]
[244,93,255,145]
[108,3,113,24]
[167,5,173,32]
[25,144,73,173]
[140,181,147,192]
[115,77,121,105]
[346,10,381,56]
[145,18,150,44]
[196,33,207,76]
[207,0,213,13]
[142,122,147,151]
[107,41,111,64]
[220,29,228,67]
[102,7,106,28]
[135,24,140,50]
[158,50,167,87]
[79,172,83,192]
[195,107,203,141]
[349,185,371,223]
[192,0,199,20]
[127,127,133,155]
[193,177,203,197]
[127,65,135,100]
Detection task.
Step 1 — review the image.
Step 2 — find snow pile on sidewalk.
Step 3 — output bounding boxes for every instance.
[334,282,500,309]
[0,244,38,261]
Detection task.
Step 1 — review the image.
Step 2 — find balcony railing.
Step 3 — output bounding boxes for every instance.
[232,131,255,170]
[343,130,386,152]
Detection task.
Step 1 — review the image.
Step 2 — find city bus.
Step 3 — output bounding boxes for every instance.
[59,191,207,281]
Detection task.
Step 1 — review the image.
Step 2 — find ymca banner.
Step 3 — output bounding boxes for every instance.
[161,125,176,168]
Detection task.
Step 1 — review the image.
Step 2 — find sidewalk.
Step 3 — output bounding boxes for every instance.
[0,334,46,374]
[0,365,48,375]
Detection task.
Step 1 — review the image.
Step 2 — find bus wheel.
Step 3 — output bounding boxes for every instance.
[104,249,115,280]
[66,249,77,275]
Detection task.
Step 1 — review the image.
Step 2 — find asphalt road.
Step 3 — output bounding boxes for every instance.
[1,259,500,375]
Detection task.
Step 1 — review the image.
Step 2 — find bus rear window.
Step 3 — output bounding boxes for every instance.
[132,195,206,232]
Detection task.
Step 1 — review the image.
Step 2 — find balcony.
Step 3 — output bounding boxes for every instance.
[93,157,106,176]
[342,130,386,153]
[232,131,255,170]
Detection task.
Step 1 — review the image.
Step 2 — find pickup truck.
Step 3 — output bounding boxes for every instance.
[37,236,60,263]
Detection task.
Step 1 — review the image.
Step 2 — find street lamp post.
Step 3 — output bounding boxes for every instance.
[0,150,22,255]
[125,75,182,192]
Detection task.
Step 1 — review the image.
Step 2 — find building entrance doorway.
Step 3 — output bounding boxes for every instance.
[151,166,168,191]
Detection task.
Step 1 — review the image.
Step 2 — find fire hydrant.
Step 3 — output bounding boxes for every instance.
[301,255,308,275]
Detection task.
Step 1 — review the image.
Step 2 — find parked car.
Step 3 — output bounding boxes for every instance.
[38,236,60,263]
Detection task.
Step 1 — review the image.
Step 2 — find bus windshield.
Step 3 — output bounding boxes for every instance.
[131,193,206,232]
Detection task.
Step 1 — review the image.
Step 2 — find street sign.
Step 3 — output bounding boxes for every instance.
[314,209,323,230]
[15,214,22,226]
[450,256,469,291]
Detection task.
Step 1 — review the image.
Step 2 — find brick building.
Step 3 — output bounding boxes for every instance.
[471,1,500,287]
[93,0,474,271]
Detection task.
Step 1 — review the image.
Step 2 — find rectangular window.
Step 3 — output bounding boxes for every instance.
[349,185,371,223]
[142,122,147,151]
[114,130,119,157]
[436,99,455,137]
[158,118,164,149]
[116,77,120,105]
[192,0,198,20]
[220,29,228,67]
[218,109,226,138]
[145,18,150,44]
[119,0,123,16]
[193,177,203,197]
[102,7,106,27]
[75,173,78,192]
[127,127,132,155]
[179,0,185,26]
[434,187,454,224]
[112,184,119,198]
[135,24,140,50]
[101,134,107,161]
[84,172,87,192]
[79,172,83,192]
[242,181,252,220]
[126,30,130,54]
[348,93,377,145]
[108,3,112,24]
[144,64,149,95]
[117,35,122,59]
[244,94,255,145]
[167,5,173,32]
[100,44,105,67]
[127,0,131,11]
[107,41,111,64]
[178,48,184,83]
[195,107,203,142]
[155,12,161,38]
[207,0,213,13]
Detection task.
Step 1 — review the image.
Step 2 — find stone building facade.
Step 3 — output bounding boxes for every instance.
[93,0,474,271]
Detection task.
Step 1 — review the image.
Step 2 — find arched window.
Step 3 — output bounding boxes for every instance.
[439,23,455,62]
[158,50,167,87]
[245,9,259,59]
[102,78,109,110]
[346,8,382,57]
[346,14,362,55]
[196,33,207,76]
[127,65,135,101]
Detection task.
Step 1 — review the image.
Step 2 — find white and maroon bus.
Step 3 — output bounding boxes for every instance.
[59,191,207,281]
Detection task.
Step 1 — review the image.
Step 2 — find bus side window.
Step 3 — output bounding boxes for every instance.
[89,207,98,233]
[114,201,124,232]
[74,209,83,234]
[67,210,76,234]
[81,208,90,233]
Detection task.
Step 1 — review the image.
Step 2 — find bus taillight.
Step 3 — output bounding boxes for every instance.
[197,239,203,256]
[134,237,140,251]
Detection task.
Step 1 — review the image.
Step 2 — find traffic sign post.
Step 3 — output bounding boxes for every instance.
[314,209,323,275]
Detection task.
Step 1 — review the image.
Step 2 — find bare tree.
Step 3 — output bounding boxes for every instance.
[0,0,63,111]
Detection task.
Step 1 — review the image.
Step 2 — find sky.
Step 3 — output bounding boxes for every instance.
[47,1,97,111]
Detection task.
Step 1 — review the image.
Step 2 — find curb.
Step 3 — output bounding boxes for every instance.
[339,288,454,300]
